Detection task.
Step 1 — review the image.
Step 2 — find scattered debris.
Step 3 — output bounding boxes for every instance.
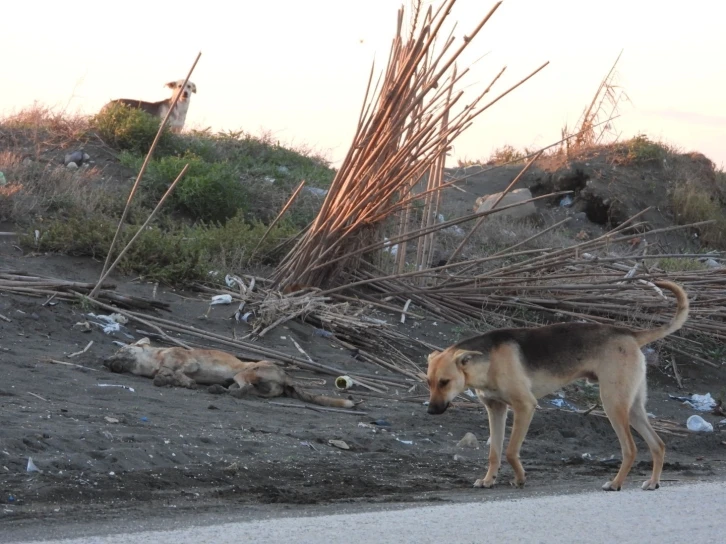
[223,462,240,475]
[335,375,354,390]
[26,457,40,473]
[72,321,92,333]
[474,188,537,221]
[97,384,135,393]
[104,416,119,424]
[210,294,233,305]
[457,432,479,449]
[670,393,717,412]
[370,419,391,427]
[686,415,713,433]
[304,187,328,197]
[64,150,90,168]
[328,439,350,450]
[68,340,93,359]
[549,398,578,411]
[395,438,414,445]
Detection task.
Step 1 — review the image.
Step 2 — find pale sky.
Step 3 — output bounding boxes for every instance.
[4,0,725,168]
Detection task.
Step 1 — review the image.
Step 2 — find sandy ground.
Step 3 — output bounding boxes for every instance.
[2,151,725,530]
[1,236,725,530]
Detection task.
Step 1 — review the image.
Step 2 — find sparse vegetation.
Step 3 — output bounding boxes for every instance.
[0,104,337,284]
[657,257,708,272]
[621,134,671,164]
[671,182,726,247]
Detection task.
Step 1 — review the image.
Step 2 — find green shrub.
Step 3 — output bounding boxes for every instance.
[27,210,297,284]
[623,135,669,164]
[122,153,247,224]
[93,103,176,153]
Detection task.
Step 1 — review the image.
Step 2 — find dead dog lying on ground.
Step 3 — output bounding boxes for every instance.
[104,338,356,408]
[426,280,689,492]
[100,80,197,133]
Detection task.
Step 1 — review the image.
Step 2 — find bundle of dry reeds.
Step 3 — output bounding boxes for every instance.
[272,0,548,289]
[309,211,726,368]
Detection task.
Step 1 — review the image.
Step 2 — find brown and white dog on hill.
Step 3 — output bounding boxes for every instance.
[104,338,356,409]
[100,80,197,133]
[426,280,689,492]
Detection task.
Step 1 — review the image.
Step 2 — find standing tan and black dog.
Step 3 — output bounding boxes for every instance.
[426,280,689,491]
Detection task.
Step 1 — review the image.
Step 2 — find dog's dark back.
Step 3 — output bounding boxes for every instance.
[456,323,634,375]
[108,98,166,116]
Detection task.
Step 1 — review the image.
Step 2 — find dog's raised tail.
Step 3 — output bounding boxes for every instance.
[633,281,689,347]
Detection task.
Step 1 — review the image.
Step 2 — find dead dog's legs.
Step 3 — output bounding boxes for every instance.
[153,366,196,389]
[475,399,507,488]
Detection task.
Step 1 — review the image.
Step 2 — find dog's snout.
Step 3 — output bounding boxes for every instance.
[427,401,449,415]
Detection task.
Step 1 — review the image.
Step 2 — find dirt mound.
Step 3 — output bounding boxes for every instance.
[442,143,724,253]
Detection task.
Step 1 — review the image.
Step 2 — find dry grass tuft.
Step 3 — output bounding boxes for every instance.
[0,150,109,223]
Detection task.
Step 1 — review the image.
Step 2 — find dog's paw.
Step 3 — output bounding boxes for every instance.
[473,478,495,488]
[207,384,228,395]
[601,481,622,491]
[228,387,245,399]
[510,479,526,489]
[641,479,660,491]
[153,375,171,387]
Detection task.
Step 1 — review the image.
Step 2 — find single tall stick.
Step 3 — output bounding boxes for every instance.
[90,164,190,292]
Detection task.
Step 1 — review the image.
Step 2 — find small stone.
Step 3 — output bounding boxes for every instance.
[457,432,479,449]
[453,454,467,462]
[223,461,239,475]
[104,416,119,424]
[328,439,350,450]
[704,258,721,269]
[66,162,78,170]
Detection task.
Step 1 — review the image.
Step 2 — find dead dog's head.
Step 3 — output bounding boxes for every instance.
[426,348,482,414]
[103,337,157,377]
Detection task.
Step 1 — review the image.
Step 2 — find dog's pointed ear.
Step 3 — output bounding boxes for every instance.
[190,83,197,93]
[133,337,151,347]
[427,350,441,364]
[165,81,178,89]
[454,350,481,367]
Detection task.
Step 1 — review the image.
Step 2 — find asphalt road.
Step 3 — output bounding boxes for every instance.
[7,481,724,544]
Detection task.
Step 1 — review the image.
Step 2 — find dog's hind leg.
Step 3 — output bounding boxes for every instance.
[474,399,507,488]
[600,383,638,491]
[504,395,537,488]
[629,381,665,490]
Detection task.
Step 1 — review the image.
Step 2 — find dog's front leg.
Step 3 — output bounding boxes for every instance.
[474,399,507,488]
[505,396,537,488]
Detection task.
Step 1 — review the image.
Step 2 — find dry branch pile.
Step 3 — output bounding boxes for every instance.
[312,211,726,368]
[273,0,547,289]
[0,270,169,312]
